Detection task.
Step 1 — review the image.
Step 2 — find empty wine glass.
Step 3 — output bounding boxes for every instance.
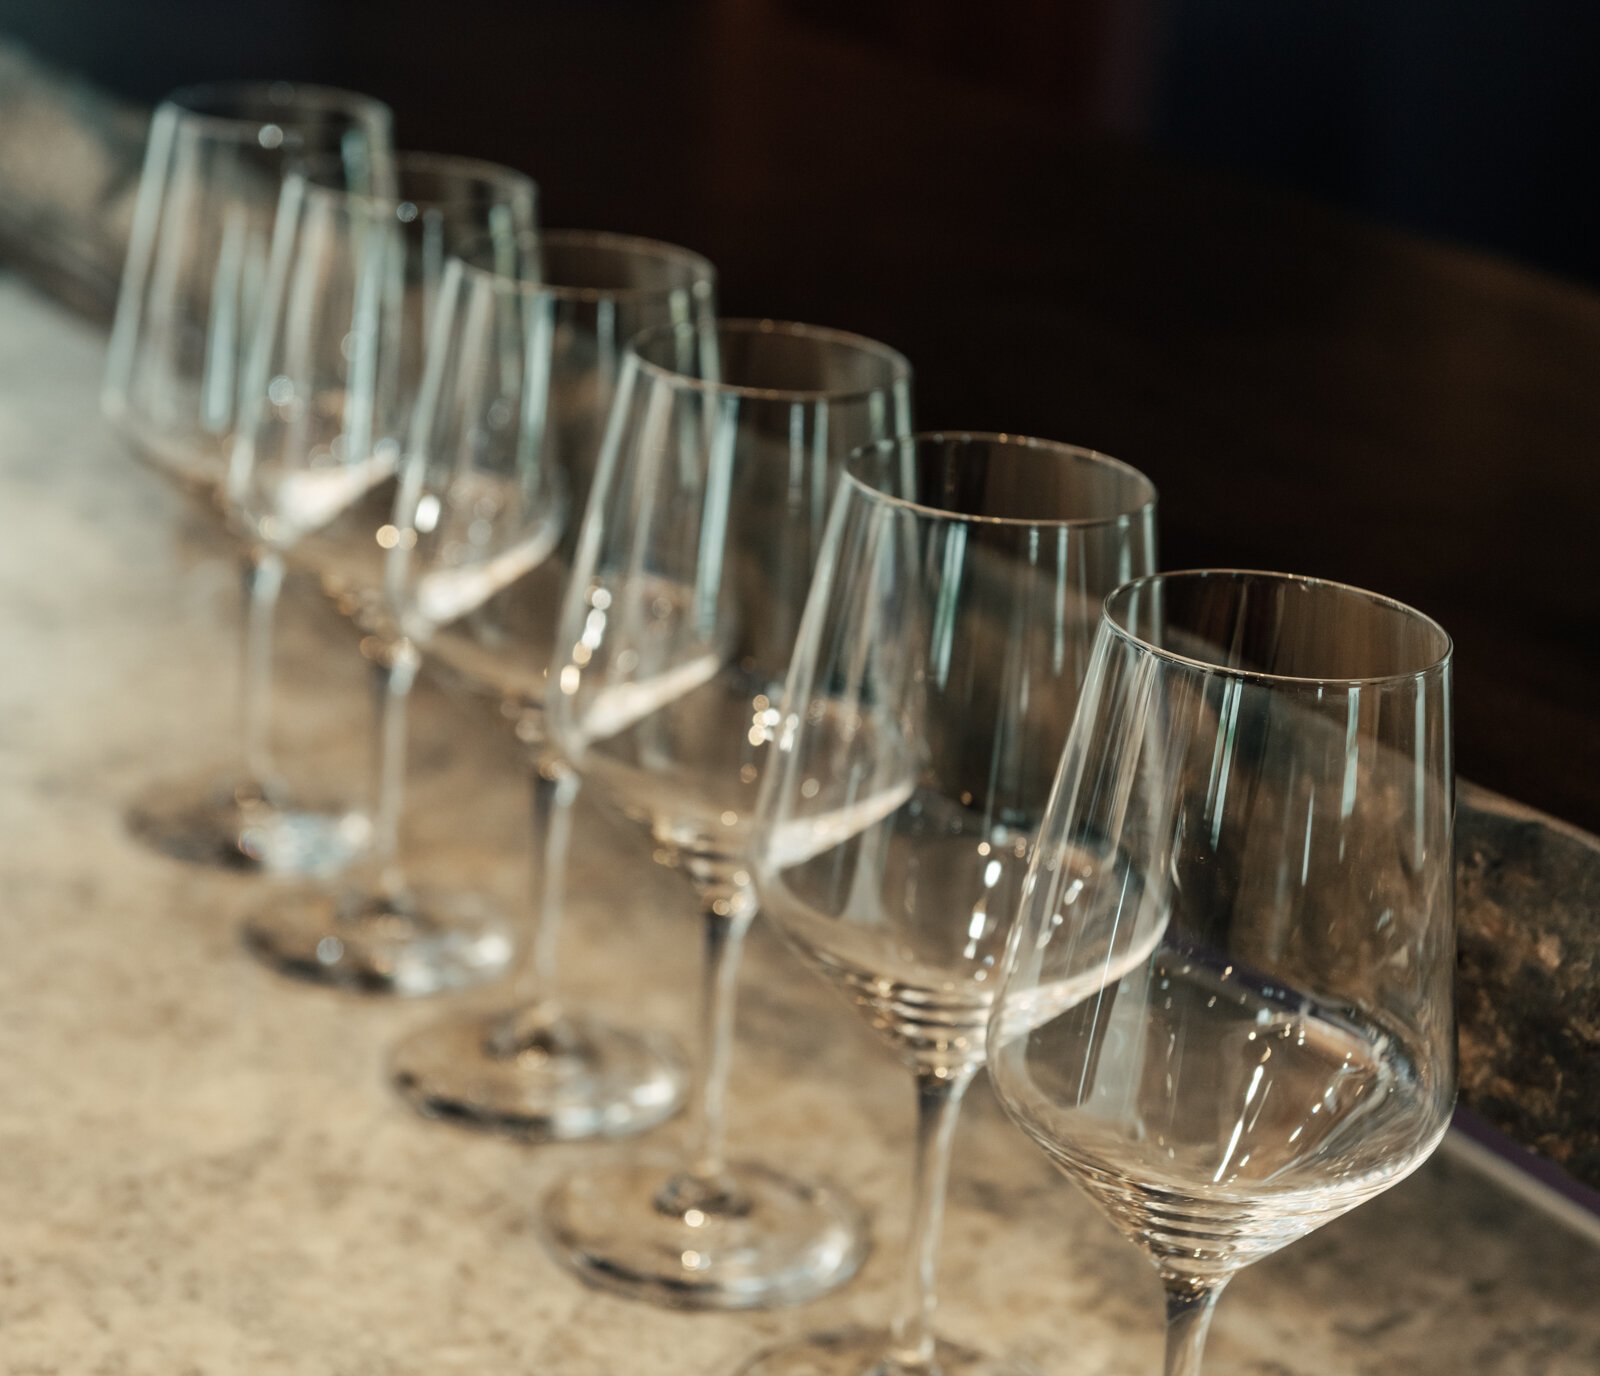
[104,80,394,874]
[746,433,1157,1376]
[386,230,716,1137]
[541,319,914,1309]
[989,570,1457,1376]
[235,156,546,996]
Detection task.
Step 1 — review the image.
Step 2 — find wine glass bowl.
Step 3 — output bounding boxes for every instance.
[552,320,914,885]
[743,432,1156,1375]
[418,230,720,715]
[759,435,1158,1067]
[278,155,542,621]
[988,569,1456,1373]
[105,81,395,496]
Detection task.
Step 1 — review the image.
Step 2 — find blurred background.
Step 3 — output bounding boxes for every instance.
[7,0,1600,283]
[2,0,1598,829]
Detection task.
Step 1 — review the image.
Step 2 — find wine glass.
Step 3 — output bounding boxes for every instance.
[988,570,1457,1376]
[541,319,914,1309]
[746,433,1158,1376]
[103,80,394,875]
[385,230,717,1138]
[234,155,546,996]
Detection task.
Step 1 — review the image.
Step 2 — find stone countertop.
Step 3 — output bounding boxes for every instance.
[1,276,1596,1375]
[1456,785,1600,1188]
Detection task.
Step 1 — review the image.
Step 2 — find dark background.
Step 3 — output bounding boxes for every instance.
[9,0,1600,287]
[5,0,1600,829]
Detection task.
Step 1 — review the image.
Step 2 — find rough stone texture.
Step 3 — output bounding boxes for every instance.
[1457,783,1600,1188]
[1,275,1597,1373]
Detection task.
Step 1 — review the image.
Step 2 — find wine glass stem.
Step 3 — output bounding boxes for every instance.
[507,747,580,1008]
[1161,1278,1226,1376]
[368,635,420,897]
[687,897,752,1181]
[885,1066,976,1373]
[238,545,285,786]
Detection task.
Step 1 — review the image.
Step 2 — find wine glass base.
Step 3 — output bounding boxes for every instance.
[242,885,512,996]
[126,774,369,877]
[738,1328,1033,1376]
[390,1005,689,1140]
[539,1156,868,1311]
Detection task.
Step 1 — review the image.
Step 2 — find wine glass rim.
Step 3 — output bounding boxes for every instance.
[627,318,912,403]
[293,150,536,212]
[453,229,717,304]
[843,431,1158,529]
[1103,568,1454,686]
[161,81,392,139]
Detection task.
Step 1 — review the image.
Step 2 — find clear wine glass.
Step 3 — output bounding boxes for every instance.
[988,569,1457,1376]
[103,80,394,875]
[235,155,546,997]
[746,433,1158,1376]
[386,230,717,1138]
[541,318,914,1309]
